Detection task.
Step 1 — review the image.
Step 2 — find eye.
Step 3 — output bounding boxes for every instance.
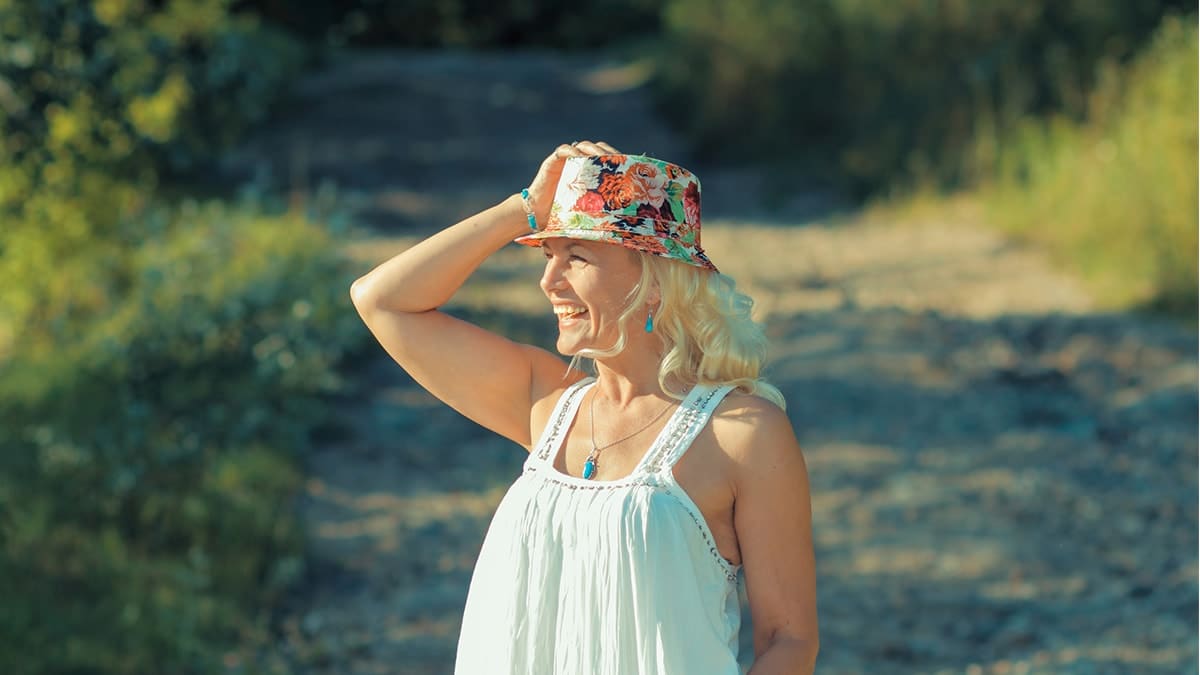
[569,254,586,262]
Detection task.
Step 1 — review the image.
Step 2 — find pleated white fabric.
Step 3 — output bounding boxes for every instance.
[454,378,743,674]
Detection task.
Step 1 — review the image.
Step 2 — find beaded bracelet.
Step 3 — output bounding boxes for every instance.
[518,188,538,231]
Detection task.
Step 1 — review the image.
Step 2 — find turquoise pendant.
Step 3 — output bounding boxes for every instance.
[582,458,597,480]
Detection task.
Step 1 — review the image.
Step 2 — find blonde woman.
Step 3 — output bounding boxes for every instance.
[350,140,818,674]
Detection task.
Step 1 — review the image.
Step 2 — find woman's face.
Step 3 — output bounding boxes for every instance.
[539,238,644,356]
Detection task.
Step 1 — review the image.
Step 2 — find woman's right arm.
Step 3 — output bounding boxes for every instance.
[349,144,588,448]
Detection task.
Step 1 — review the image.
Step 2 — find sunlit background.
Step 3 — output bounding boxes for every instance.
[0,1,1196,673]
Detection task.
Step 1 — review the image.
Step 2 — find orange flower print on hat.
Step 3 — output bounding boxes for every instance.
[628,162,668,208]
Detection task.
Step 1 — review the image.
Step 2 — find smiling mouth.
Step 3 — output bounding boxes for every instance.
[553,306,588,321]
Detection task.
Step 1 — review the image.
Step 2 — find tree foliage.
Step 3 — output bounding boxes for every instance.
[656,0,1193,195]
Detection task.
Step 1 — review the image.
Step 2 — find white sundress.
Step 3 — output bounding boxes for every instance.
[454,377,744,674]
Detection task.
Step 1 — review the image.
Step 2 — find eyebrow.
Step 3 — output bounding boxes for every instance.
[542,241,589,255]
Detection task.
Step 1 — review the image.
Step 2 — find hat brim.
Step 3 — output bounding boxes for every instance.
[514,226,718,272]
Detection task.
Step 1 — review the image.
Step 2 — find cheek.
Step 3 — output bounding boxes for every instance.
[591,293,625,315]
[576,251,644,320]
[590,285,639,326]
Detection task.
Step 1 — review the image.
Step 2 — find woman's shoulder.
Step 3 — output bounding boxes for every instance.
[712,389,788,423]
[709,390,801,464]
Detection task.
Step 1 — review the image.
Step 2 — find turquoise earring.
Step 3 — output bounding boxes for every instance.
[644,309,654,333]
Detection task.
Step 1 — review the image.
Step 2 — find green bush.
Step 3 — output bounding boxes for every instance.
[655,0,1190,195]
[0,0,308,348]
[0,2,357,672]
[979,14,1197,317]
[0,0,305,180]
[0,200,364,674]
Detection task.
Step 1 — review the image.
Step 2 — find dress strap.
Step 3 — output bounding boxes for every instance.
[643,383,737,475]
[529,377,595,466]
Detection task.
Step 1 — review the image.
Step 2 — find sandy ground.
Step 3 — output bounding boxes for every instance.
[230,50,1198,674]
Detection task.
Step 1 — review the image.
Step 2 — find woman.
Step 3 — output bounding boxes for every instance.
[350,141,818,673]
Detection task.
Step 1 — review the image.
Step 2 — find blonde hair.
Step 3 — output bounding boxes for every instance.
[570,253,786,410]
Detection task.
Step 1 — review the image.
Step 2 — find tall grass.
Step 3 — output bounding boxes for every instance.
[977,14,1197,317]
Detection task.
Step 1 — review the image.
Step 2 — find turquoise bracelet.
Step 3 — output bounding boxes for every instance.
[519,188,538,231]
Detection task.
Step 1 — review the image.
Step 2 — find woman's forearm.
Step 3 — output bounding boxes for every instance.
[350,193,530,313]
[747,637,818,675]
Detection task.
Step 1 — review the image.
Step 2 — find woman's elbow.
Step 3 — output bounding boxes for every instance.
[801,636,820,669]
[752,632,819,674]
[781,634,819,667]
[349,276,372,308]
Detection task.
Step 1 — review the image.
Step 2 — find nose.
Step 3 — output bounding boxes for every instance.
[539,255,566,295]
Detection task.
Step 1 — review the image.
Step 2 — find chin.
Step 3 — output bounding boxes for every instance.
[554,325,616,358]
[554,327,593,356]
[558,341,593,357]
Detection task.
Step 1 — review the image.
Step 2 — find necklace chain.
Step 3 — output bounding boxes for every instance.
[588,387,675,459]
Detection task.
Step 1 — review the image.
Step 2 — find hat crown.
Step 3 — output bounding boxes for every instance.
[516,153,715,272]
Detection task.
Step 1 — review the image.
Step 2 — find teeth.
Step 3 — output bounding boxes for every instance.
[553,306,587,318]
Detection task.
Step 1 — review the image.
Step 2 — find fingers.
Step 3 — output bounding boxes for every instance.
[570,140,620,155]
[541,139,622,170]
[528,139,622,213]
[551,143,585,159]
[542,143,585,170]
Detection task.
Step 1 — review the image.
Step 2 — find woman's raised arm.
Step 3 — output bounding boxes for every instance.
[349,144,589,448]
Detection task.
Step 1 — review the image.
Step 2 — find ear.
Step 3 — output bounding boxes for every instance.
[645,279,662,308]
[632,250,662,307]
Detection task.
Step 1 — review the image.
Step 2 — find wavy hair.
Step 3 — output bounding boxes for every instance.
[570,253,785,410]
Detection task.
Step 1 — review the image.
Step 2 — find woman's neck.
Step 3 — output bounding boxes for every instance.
[590,346,671,407]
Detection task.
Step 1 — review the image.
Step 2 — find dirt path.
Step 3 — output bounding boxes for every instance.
[237,50,1198,674]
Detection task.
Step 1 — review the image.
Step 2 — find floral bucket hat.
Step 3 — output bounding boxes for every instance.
[514,154,718,272]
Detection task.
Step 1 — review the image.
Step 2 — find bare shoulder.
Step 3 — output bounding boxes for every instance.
[710,392,801,462]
